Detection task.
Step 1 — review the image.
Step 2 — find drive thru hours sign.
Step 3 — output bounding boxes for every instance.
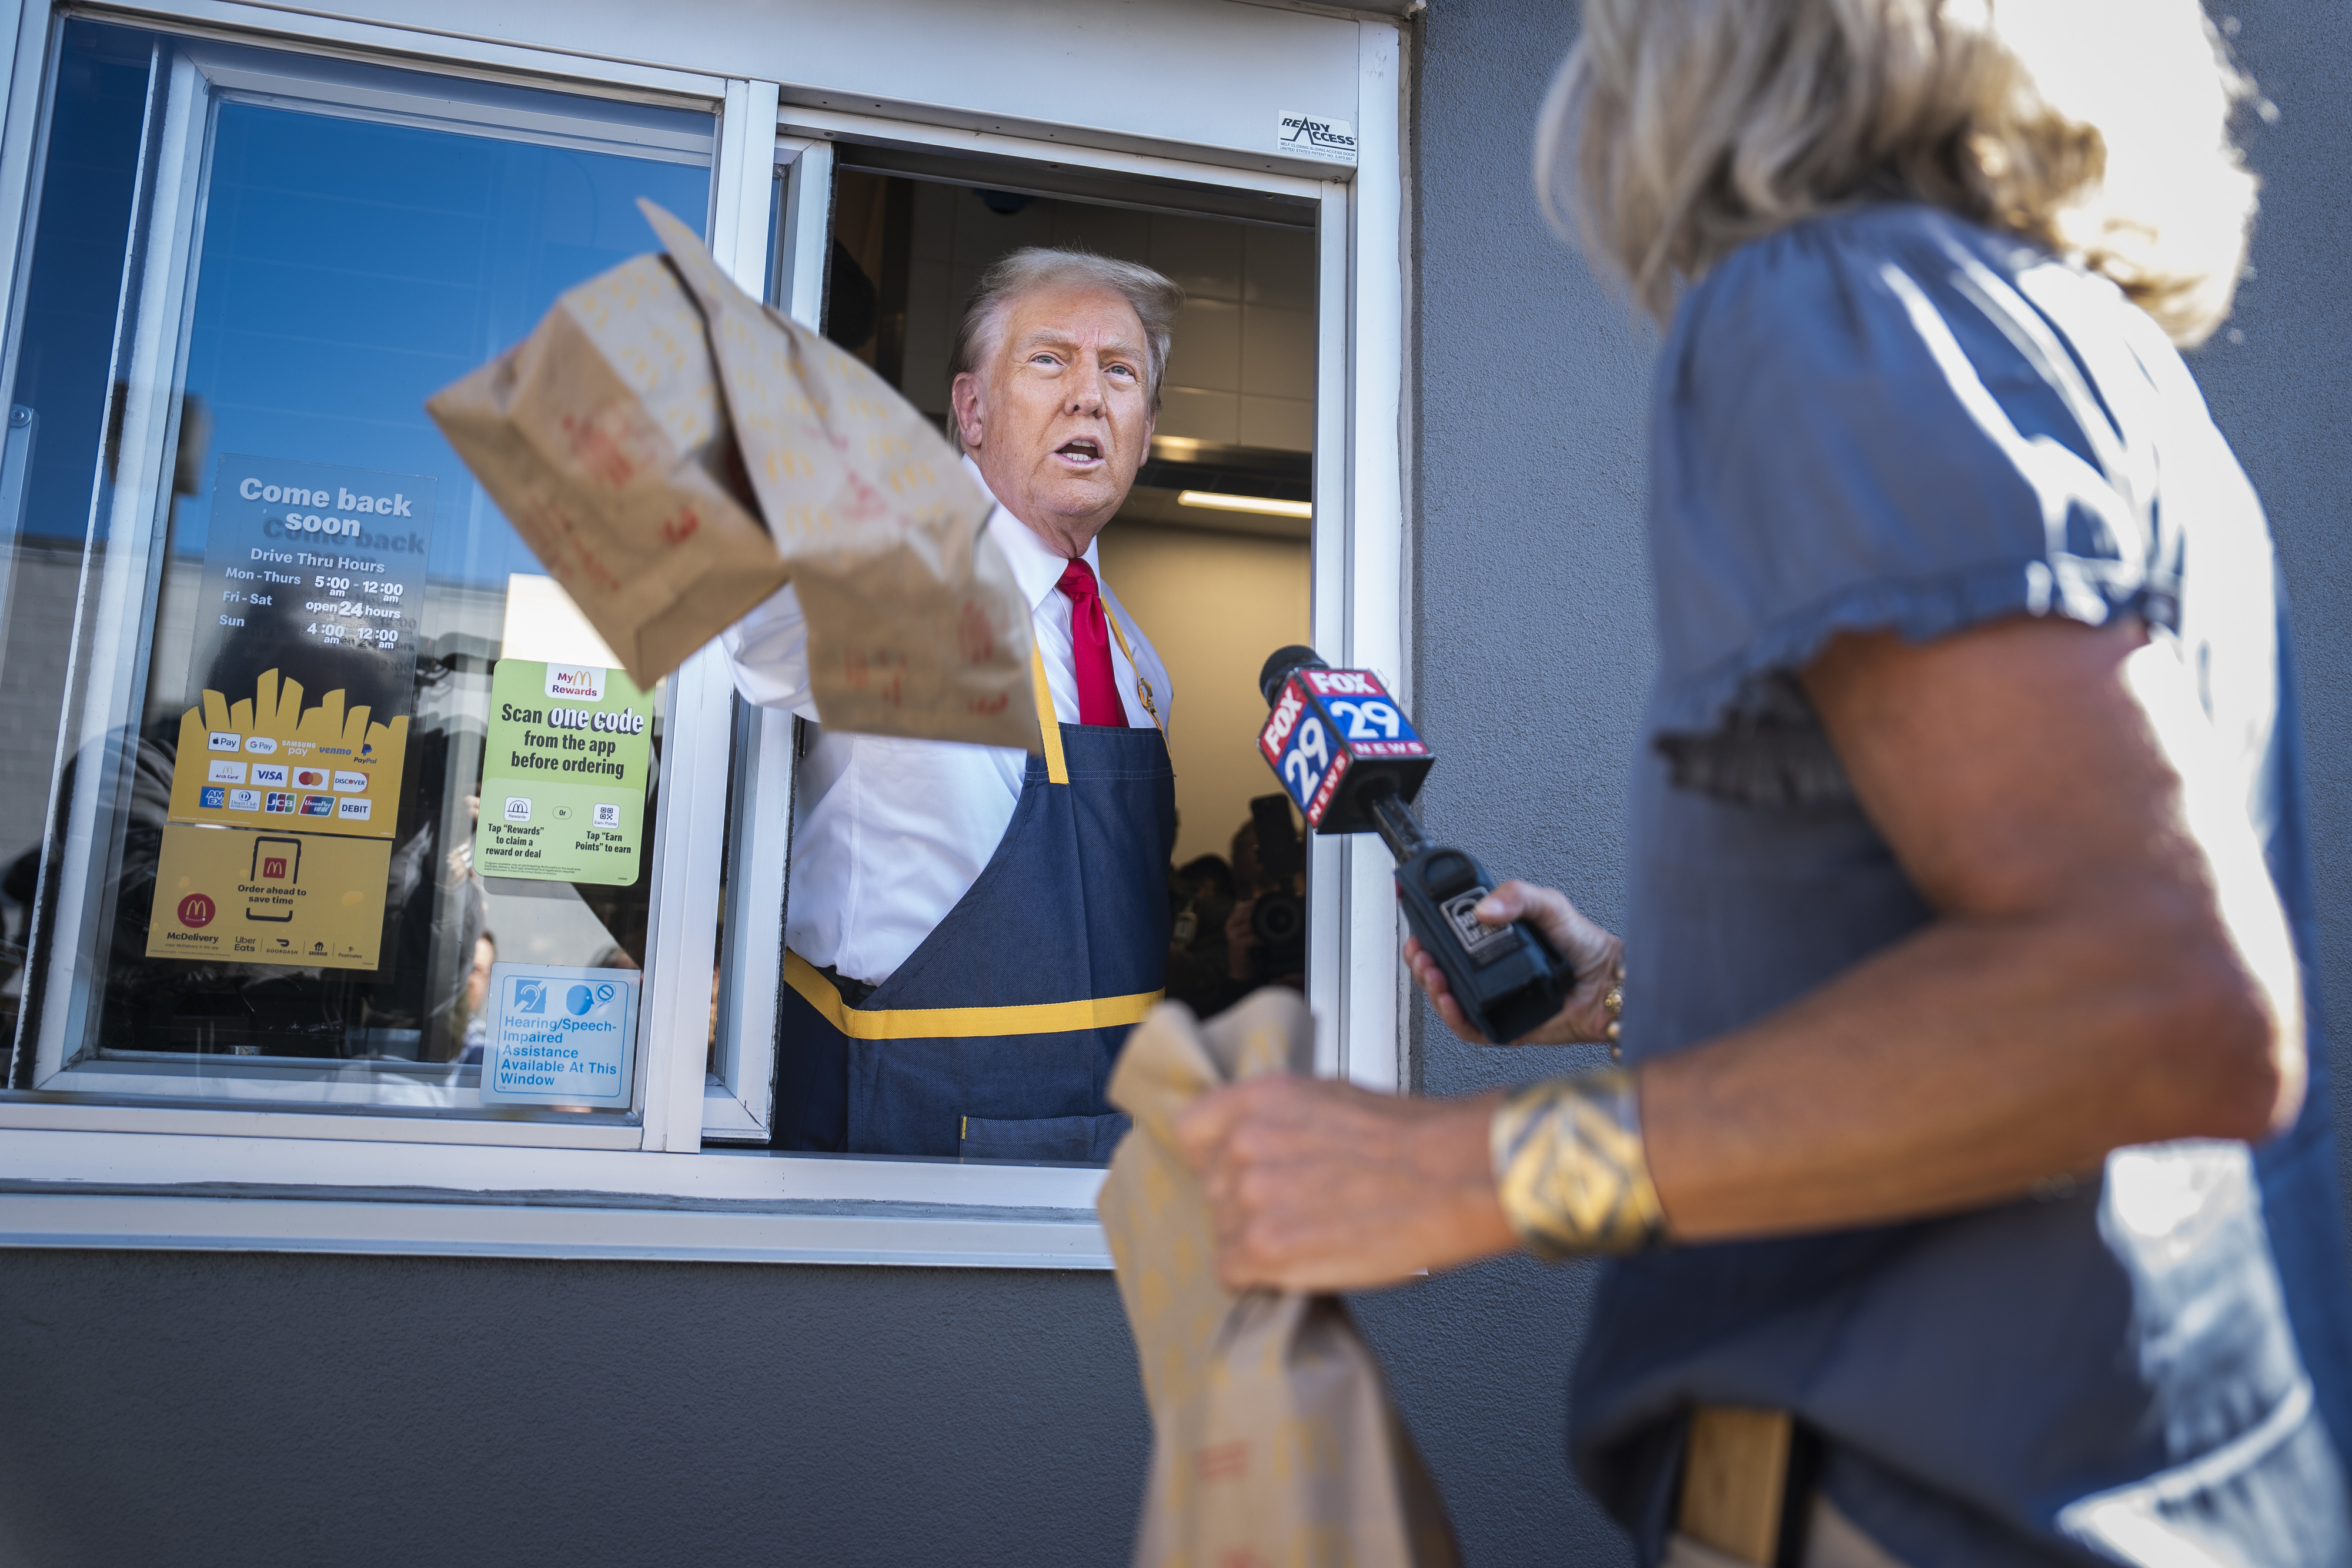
[476,962,638,1107]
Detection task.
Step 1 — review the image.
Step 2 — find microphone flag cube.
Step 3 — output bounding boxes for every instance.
[1257,666,1432,834]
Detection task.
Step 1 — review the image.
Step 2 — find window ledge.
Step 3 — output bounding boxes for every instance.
[0,1188,1111,1268]
[0,1128,1112,1268]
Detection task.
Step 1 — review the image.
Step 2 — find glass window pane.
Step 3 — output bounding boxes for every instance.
[2,19,711,1118]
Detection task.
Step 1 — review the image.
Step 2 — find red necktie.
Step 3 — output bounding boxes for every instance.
[1055,558,1124,727]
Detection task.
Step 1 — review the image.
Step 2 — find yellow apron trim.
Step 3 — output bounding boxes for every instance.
[1101,605,1164,733]
[786,950,1162,1040]
[1028,642,1069,785]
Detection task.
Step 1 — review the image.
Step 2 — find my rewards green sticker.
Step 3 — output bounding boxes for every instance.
[477,660,652,885]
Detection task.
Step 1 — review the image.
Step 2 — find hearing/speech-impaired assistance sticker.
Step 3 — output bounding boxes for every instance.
[477,962,638,1107]
[1277,111,1357,164]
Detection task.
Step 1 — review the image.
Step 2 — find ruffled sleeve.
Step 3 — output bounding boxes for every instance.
[1645,205,2180,804]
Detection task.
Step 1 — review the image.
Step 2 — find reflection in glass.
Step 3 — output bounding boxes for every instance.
[2,19,709,1114]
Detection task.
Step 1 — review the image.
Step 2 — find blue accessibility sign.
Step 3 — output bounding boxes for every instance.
[477,961,638,1108]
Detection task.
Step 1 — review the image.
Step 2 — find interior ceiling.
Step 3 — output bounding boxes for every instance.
[1122,436,1311,541]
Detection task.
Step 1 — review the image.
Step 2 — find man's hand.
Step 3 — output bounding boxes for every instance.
[1406,880,1622,1045]
[1175,1076,1517,1290]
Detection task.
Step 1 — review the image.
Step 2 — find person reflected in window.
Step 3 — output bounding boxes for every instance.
[724,250,1183,1164]
[1164,852,1238,1018]
[456,931,495,1065]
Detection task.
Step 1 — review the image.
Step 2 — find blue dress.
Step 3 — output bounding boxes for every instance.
[1576,204,2352,1567]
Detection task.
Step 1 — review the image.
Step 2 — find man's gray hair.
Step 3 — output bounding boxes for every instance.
[952,248,1185,427]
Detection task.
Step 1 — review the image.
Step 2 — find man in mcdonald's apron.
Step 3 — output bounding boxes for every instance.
[721,247,1184,1162]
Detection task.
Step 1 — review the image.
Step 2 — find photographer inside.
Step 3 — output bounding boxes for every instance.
[1177,4,2352,1567]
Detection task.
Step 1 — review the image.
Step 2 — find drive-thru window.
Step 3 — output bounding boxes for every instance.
[0,0,1408,1266]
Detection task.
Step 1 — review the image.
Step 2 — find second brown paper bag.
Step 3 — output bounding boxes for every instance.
[427,199,1037,750]
[1100,989,1460,1568]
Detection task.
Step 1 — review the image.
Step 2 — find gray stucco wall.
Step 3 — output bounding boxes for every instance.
[0,1251,1151,1567]
[2193,2,2352,1156]
[6,3,2351,1566]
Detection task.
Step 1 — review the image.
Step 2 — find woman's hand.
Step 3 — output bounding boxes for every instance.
[1175,1075,1518,1291]
[1406,880,1623,1045]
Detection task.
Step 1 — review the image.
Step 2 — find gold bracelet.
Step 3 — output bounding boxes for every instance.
[1490,1071,1665,1258]
[1603,967,1625,1059]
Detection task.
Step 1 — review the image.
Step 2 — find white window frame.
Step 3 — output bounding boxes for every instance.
[0,0,1408,1269]
[13,27,721,1138]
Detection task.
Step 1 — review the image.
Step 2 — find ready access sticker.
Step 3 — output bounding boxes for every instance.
[1277,110,1357,165]
[477,962,637,1107]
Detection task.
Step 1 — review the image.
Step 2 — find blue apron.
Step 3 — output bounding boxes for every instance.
[773,641,1175,1161]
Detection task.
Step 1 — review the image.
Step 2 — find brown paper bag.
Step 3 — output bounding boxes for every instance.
[1100,989,1461,1568]
[426,200,1038,750]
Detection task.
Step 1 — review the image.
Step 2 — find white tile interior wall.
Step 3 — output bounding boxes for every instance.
[900,183,1315,452]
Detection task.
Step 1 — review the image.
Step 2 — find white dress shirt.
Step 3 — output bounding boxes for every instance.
[720,457,1174,988]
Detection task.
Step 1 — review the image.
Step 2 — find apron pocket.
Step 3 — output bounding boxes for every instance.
[960,1112,1132,1165]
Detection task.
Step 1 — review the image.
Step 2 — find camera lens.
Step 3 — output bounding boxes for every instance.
[1251,892,1304,947]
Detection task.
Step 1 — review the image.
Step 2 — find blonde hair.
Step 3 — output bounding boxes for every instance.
[1540,0,2262,345]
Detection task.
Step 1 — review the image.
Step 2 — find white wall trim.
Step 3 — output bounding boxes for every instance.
[0,1126,1108,1207]
[74,0,730,102]
[0,1191,1112,1268]
[0,1128,1110,1266]
[79,0,1367,183]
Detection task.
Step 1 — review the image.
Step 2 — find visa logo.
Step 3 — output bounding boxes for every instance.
[251,764,288,786]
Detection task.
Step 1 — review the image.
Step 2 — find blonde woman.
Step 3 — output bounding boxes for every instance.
[1178,2,2352,1564]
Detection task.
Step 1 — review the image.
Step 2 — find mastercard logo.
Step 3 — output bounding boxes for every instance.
[295,770,327,787]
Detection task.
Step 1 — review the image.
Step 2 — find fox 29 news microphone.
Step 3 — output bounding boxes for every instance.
[1255,646,1569,1042]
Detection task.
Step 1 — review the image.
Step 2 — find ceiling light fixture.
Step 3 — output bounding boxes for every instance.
[1177,490,1312,520]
